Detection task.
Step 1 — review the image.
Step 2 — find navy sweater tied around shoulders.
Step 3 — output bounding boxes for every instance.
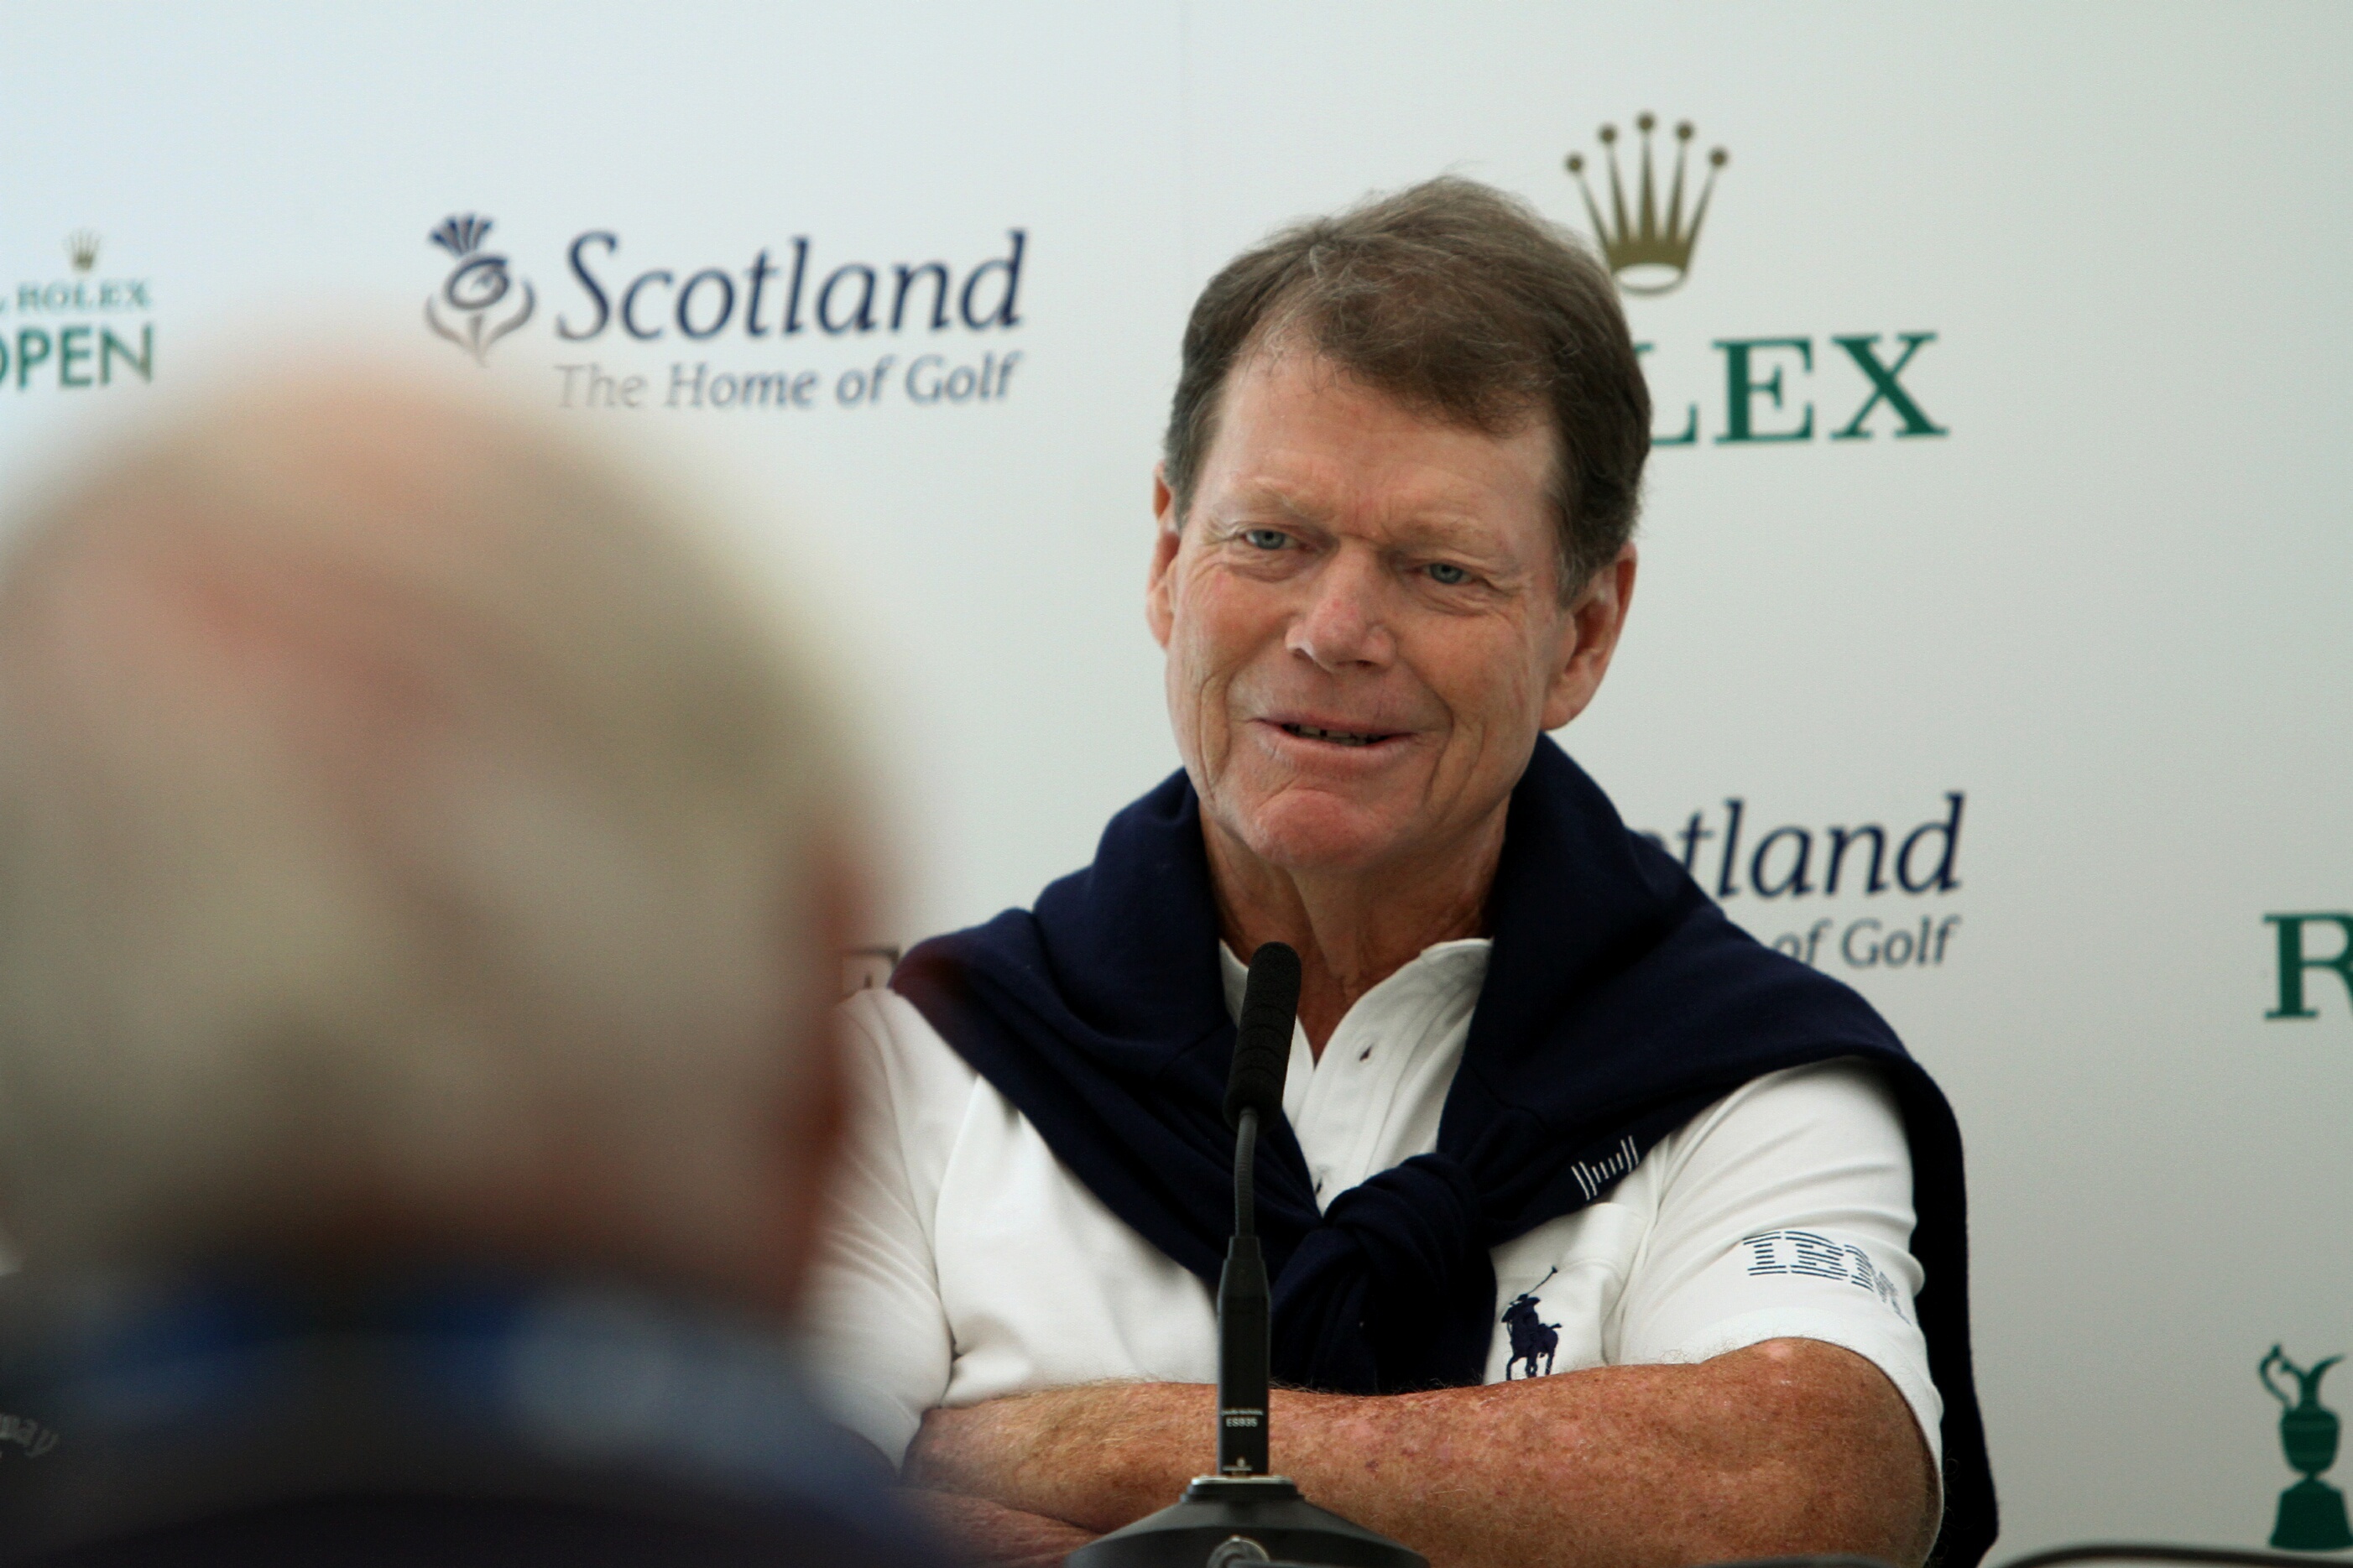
[892,737,1994,1567]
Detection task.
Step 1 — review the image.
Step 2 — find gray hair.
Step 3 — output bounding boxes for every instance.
[0,377,850,1289]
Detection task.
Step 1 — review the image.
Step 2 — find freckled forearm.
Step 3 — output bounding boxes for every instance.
[1270,1347,1936,1568]
[907,1384,1215,1531]
[902,1489,1098,1568]
[907,1342,1936,1568]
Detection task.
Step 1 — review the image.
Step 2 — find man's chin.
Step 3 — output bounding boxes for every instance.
[1222,794,1422,879]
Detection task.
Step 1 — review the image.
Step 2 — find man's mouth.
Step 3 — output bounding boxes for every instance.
[1279,721,1395,748]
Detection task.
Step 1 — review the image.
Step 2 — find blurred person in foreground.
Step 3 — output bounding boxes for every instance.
[811,178,1995,1568]
[0,374,930,1565]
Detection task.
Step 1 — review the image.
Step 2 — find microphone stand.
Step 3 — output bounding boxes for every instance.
[1070,987,1426,1568]
[1218,1106,1272,1479]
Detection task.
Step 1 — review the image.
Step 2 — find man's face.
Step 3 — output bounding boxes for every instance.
[1148,345,1632,879]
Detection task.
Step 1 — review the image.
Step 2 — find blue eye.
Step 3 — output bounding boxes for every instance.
[1243,529,1290,550]
[1427,562,1471,586]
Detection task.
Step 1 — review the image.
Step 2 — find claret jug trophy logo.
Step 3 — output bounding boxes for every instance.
[426,215,535,366]
[2262,1345,2353,1550]
[1563,113,1728,296]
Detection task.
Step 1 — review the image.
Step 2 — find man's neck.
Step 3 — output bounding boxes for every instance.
[1204,811,1505,1057]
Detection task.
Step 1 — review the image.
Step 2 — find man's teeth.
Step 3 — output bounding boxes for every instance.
[1283,723,1383,747]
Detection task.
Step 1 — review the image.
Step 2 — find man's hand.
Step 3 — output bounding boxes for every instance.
[905,1338,1938,1568]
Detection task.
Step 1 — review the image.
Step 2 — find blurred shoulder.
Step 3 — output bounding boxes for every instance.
[836,985,979,1112]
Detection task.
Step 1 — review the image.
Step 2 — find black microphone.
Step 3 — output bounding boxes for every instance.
[1227,940,1300,1132]
[1218,941,1301,1478]
[1069,940,1423,1568]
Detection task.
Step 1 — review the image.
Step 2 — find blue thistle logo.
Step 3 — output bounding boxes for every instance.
[426,214,535,364]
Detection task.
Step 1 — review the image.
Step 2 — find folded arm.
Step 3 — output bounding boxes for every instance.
[902,1492,1096,1568]
[905,1336,1937,1568]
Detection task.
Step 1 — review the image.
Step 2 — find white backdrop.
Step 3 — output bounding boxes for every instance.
[3,3,2350,1555]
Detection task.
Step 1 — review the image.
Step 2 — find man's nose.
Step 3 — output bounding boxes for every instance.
[1286,550,1394,672]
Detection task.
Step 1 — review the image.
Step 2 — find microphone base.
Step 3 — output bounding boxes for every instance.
[1067,1476,1427,1568]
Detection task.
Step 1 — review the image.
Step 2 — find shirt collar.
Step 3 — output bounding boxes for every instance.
[1218,936,1492,1025]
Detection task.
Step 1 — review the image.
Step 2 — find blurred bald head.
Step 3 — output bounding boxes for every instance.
[0,375,855,1310]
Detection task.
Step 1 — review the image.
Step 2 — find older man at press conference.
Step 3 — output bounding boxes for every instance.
[0,377,931,1565]
[811,178,1996,1568]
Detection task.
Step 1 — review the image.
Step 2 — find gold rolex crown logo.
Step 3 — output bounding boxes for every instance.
[65,230,100,273]
[1564,114,1727,296]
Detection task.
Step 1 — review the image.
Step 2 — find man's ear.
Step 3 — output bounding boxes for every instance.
[1146,465,1182,650]
[1540,544,1638,731]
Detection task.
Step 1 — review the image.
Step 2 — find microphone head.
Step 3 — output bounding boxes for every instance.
[1225,941,1302,1131]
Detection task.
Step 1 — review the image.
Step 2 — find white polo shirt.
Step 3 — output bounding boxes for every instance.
[806,937,1942,1475]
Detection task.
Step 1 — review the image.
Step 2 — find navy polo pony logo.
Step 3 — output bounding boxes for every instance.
[1503,1267,1561,1380]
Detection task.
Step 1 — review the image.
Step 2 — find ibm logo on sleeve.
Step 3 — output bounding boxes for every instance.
[1740,1229,1909,1320]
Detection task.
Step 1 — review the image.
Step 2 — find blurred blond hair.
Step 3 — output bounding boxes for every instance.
[0,372,853,1300]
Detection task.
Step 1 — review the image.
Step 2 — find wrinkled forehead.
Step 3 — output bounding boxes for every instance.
[1203,330,1563,506]
[1199,340,1562,545]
